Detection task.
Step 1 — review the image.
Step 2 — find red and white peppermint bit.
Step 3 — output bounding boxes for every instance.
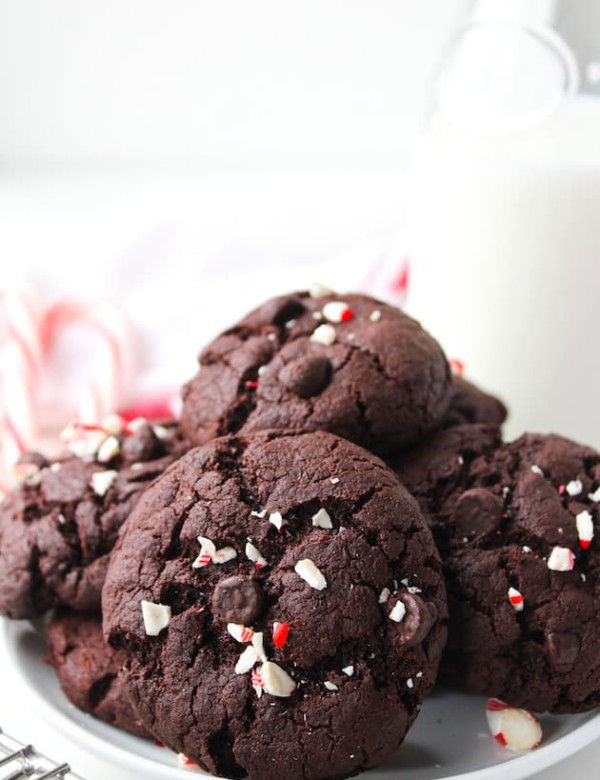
[251,667,264,697]
[547,545,576,571]
[342,665,354,676]
[566,479,583,497]
[213,546,238,564]
[268,511,287,531]
[245,540,267,569]
[486,699,542,752]
[294,558,327,590]
[589,487,600,503]
[272,622,290,649]
[176,754,202,772]
[576,510,594,550]
[310,323,336,346]
[322,301,354,324]
[378,587,391,604]
[141,600,172,636]
[97,434,121,463]
[507,587,524,612]
[330,476,340,485]
[389,600,407,623]
[309,282,333,299]
[192,536,216,568]
[235,646,260,675]
[61,421,108,459]
[324,681,339,692]
[369,309,381,322]
[259,661,296,697]
[312,507,333,529]
[90,469,118,497]
[227,623,255,643]
[448,358,465,377]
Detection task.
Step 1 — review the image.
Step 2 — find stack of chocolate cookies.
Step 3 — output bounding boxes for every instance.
[0,289,598,780]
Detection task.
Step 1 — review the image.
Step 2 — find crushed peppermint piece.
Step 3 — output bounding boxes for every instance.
[522,546,532,553]
[245,380,259,390]
[273,621,290,649]
[566,479,583,497]
[486,698,542,752]
[406,678,414,689]
[252,632,267,662]
[177,753,202,771]
[294,558,327,590]
[245,541,267,569]
[57,513,66,525]
[152,424,169,440]
[324,681,339,692]
[530,465,544,476]
[309,282,333,299]
[330,476,340,485]
[97,435,121,463]
[102,413,125,435]
[269,511,287,531]
[547,546,576,571]
[61,421,107,459]
[50,463,62,472]
[378,587,391,604]
[502,486,510,497]
[310,323,336,346]
[322,301,354,324]
[407,585,422,594]
[285,319,296,328]
[267,332,276,342]
[125,417,147,434]
[193,536,237,567]
[312,507,333,529]
[508,587,524,611]
[342,665,354,676]
[12,462,43,486]
[416,671,423,678]
[589,487,600,502]
[369,309,381,322]
[254,661,296,698]
[251,509,267,518]
[312,311,323,320]
[449,357,465,376]
[90,470,118,497]
[235,646,260,674]
[227,623,255,643]
[141,600,172,636]
[389,600,407,623]
[576,510,594,550]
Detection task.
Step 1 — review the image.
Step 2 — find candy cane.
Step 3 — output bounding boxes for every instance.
[41,300,136,425]
[359,235,410,306]
[0,290,43,492]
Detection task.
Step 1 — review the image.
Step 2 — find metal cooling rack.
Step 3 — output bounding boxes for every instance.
[0,728,86,780]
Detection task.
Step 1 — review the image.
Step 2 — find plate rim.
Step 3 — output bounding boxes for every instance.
[3,618,600,780]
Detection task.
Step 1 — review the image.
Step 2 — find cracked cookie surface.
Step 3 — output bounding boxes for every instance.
[103,430,448,780]
[0,420,188,619]
[394,427,600,713]
[180,291,451,456]
[46,609,151,738]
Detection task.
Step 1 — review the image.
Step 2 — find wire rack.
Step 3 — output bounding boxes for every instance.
[0,728,86,780]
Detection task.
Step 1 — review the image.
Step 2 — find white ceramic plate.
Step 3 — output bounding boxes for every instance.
[2,619,600,780]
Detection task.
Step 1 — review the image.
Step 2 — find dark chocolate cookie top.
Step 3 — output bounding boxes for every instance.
[46,609,151,739]
[0,417,188,619]
[103,430,447,780]
[442,376,507,429]
[396,429,600,713]
[180,290,451,455]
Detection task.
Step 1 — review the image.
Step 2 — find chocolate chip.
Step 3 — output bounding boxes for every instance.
[122,424,162,463]
[211,575,263,625]
[452,488,503,538]
[279,356,331,399]
[546,632,580,670]
[394,594,438,647]
[261,296,306,326]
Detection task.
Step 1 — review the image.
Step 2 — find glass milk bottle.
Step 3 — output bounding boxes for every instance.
[407,0,600,447]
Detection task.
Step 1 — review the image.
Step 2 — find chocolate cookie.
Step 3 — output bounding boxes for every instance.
[103,430,448,780]
[180,291,451,456]
[442,377,507,429]
[46,609,151,738]
[395,429,600,713]
[0,418,188,619]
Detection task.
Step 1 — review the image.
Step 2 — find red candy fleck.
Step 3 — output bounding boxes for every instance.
[449,358,465,377]
[340,307,354,323]
[273,621,290,649]
[154,740,166,748]
[496,733,508,746]
[486,698,509,712]
[558,485,565,496]
[245,381,259,390]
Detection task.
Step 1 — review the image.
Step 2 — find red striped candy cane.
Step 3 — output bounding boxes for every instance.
[41,300,136,425]
[0,290,43,493]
